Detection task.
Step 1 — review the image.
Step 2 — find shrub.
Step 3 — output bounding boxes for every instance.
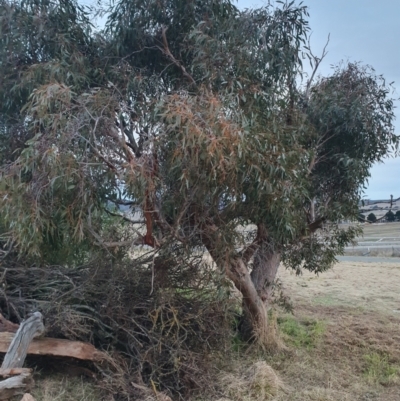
[363,352,399,385]
[386,210,395,222]
[0,249,236,399]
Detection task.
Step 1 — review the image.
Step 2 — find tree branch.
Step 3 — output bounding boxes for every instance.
[305,34,330,98]
[104,208,145,225]
[307,217,326,233]
[240,239,259,264]
[240,223,267,264]
[87,208,144,248]
[105,198,138,206]
[157,26,196,86]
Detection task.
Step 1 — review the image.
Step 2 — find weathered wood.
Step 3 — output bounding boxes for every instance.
[0,333,104,362]
[0,368,32,377]
[0,315,18,334]
[0,311,103,399]
[0,373,33,400]
[1,312,44,369]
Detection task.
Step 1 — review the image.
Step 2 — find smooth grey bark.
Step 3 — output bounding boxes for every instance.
[0,373,33,400]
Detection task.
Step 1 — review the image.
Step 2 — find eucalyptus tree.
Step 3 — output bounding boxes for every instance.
[0,0,397,343]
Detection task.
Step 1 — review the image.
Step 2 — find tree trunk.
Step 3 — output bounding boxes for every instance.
[224,257,269,343]
[239,245,281,342]
[203,232,281,345]
[251,246,281,303]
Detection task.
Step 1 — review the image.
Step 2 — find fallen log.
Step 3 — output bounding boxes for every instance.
[0,312,104,399]
[0,333,105,362]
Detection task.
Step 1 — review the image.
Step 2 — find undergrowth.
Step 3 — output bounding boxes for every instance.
[277,315,325,348]
[0,247,236,400]
[363,352,399,385]
[31,376,101,401]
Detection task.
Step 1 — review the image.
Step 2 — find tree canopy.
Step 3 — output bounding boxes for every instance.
[0,0,398,341]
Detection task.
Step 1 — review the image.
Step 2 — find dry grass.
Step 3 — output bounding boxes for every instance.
[212,361,283,401]
[31,376,101,401]
[278,260,400,314]
[360,221,400,238]
[268,260,400,401]
[224,361,282,400]
[270,305,400,400]
[343,221,400,256]
[24,259,400,401]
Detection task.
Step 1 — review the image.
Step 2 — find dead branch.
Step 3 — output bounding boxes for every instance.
[1,312,44,370]
[0,373,33,400]
[0,313,42,400]
[305,34,330,98]
[0,332,105,362]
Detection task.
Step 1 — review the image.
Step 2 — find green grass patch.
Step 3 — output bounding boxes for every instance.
[278,315,325,349]
[363,352,399,385]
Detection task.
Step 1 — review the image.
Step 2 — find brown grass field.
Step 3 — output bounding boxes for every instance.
[271,259,400,401]
[344,221,400,257]
[360,221,400,239]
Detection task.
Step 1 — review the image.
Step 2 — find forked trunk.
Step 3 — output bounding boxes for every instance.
[240,246,281,342]
[203,236,281,345]
[224,257,269,342]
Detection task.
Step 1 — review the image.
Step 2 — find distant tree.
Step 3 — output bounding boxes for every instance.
[367,213,377,223]
[396,211,400,221]
[386,210,396,222]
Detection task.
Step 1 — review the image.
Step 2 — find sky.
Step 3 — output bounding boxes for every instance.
[237,0,400,200]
